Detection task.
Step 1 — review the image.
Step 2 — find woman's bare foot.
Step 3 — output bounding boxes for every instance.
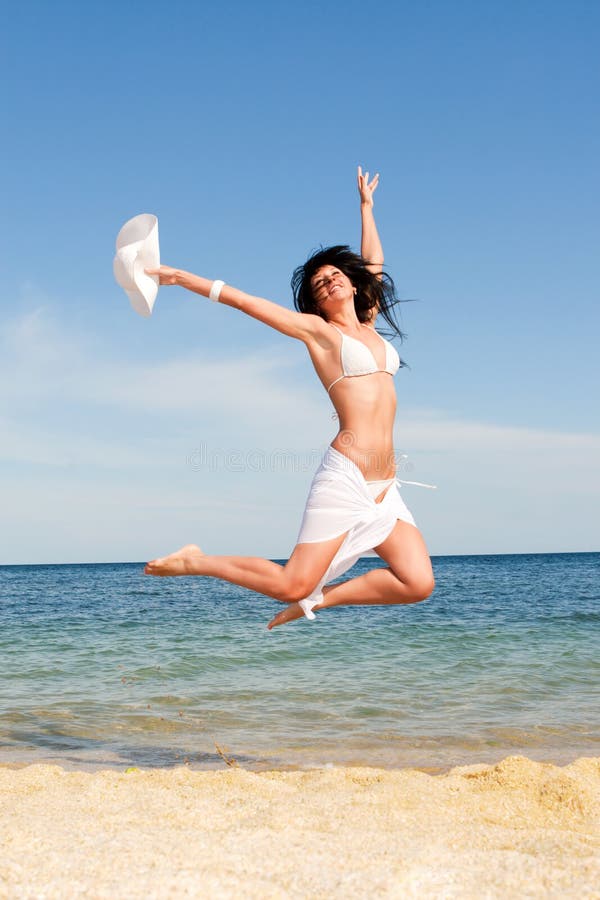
[267,602,305,630]
[267,601,326,629]
[144,544,206,576]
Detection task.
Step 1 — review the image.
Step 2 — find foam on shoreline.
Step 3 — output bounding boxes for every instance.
[1,756,599,898]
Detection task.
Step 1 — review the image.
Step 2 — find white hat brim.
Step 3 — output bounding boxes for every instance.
[113,213,160,317]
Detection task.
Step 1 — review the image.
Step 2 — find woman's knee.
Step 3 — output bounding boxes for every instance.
[392,571,435,603]
[279,575,320,604]
[409,572,435,602]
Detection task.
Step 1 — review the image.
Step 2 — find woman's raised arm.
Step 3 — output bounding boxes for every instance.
[358,166,384,277]
[145,266,330,344]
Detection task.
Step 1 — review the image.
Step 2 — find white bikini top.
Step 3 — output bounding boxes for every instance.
[326,323,401,394]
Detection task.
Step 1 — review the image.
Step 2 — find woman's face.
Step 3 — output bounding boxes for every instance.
[310,265,354,307]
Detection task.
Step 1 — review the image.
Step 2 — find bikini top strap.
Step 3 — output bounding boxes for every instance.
[329,323,345,337]
[361,322,387,346]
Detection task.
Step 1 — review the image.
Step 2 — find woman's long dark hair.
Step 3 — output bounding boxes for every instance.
[291,245,407,347]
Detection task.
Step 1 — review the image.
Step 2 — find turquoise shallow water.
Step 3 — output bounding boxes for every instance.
[0,553,598,771]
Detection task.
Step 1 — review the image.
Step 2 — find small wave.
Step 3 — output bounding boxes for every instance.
[548,611,600,624]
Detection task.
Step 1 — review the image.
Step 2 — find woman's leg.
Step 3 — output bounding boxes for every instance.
[144,533,349,604]
[267,519,434,628]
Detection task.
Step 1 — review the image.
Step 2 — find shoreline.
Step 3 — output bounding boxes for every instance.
[2,755,599,897]
[2,751,598,775]
[0,738,596,775]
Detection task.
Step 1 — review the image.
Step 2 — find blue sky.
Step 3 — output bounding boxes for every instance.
[1,0,598,563]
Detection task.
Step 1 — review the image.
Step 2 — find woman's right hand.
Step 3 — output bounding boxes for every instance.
[357,166,380,208]
[144,264,180,285]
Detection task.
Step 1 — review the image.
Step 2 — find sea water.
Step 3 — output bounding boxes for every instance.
[0,553,598,771]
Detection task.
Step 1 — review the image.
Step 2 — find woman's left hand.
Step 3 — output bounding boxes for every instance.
[357,165,380,207]
[144,264,179,285]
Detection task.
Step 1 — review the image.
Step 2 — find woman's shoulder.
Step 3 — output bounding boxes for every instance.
[303,314,338,349]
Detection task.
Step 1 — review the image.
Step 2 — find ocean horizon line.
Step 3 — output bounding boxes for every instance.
[1,549,598,568]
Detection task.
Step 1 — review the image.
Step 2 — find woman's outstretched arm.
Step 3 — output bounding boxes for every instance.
[358,166,384,327]
[358,165,383,277]
[145,266,331,345]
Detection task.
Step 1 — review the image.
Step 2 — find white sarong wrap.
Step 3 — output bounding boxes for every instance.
[296,445,418,621]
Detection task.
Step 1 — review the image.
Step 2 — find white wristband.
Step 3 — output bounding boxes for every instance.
[209,280,225,303]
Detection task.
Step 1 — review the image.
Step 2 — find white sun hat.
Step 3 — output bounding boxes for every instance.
[113,213,160,317]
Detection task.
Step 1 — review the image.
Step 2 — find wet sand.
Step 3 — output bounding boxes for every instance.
[1,756,599,898]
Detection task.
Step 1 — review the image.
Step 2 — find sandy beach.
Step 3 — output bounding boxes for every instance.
[1,756,598,899]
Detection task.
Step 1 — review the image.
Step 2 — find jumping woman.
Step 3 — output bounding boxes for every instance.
[144,167,435,628]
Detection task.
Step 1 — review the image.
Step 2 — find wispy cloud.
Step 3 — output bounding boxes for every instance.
[0,304,328,440]
[1,304,598,562]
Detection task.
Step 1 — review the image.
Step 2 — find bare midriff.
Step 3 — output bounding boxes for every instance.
[329,372,398,481]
